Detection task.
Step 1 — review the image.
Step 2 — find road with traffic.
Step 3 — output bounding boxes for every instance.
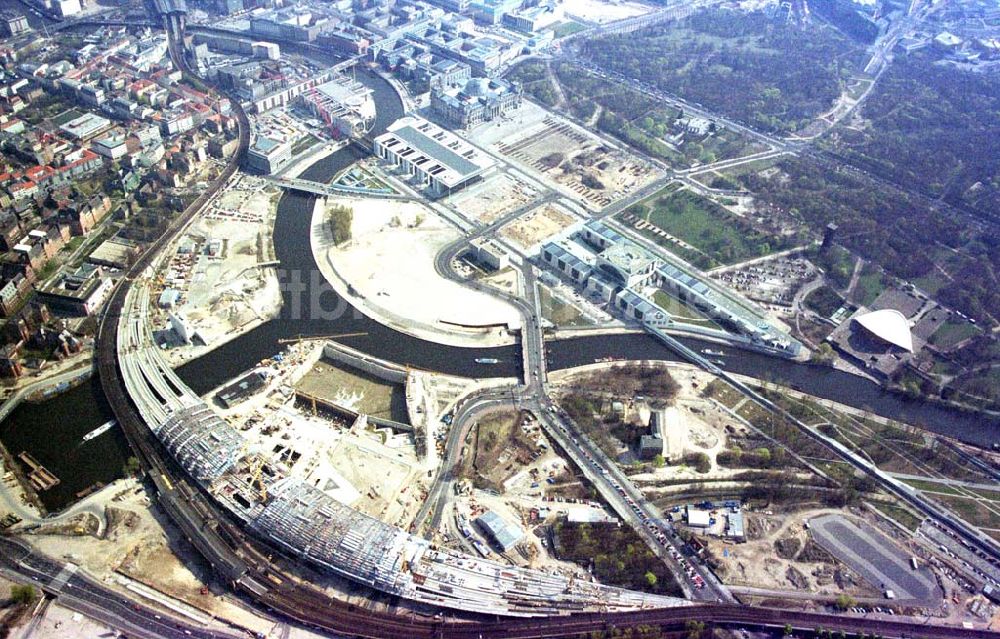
[433,228,731,601]
[0,537,244,639]
[59,3,997,636]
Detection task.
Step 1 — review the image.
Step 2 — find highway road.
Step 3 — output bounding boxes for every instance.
[0,537,244,639]
[433,229,730,601]
[11,525,996,639]
[69,4,998,636]
[412,386,519,534]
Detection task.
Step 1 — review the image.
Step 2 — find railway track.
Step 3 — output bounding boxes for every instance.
[88,17,1000,639]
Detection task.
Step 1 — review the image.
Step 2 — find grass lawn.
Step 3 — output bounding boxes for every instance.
[291,134,321,156]
[901,478,963,495]
[703,379,744,409]
[930,357,962,377]
[624,187,777,268]
[928,318,979,350]
[736,398,771,423]
[852,265,885,306]
[552,20,587,38]
[51,109,84,126]
[954,368,1000,406]
[868,500,923,532]
[651,289,717,325]
[539,285,591,327]
[804,285,844,318]
[64,236,85,253]
[913,273,947,296]
[933,494,1000,529]
[697,131,768,166]
[716,156,784,179]
[460,410,520,481]
[972,488,1000,501]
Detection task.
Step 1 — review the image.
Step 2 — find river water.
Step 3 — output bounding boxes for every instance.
[1,67,995,513]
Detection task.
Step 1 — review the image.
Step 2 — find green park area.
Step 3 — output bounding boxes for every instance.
[620,187,784,269]
[551,21,587,38]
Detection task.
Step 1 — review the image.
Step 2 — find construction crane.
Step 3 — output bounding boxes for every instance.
[238,441,268,503]
[249,455,267,503]
[276,332,367,344]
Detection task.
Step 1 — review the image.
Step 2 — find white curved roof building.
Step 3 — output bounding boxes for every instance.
[855,309,913,352]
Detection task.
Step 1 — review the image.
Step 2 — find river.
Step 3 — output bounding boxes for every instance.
[1,66,995,513]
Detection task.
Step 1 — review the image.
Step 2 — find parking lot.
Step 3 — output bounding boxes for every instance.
[810,514,940,605]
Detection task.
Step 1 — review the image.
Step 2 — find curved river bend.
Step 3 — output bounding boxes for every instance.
[1,68,995,511]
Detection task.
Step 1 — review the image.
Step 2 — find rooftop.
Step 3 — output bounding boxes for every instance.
[436,77,519,109]
[687,508,710,527]
[59,112,112,140]
[376,116,495,188]
[854,308,914,352]
[314,76,372,108]
[601,240,658,275]
[477,510,522,551]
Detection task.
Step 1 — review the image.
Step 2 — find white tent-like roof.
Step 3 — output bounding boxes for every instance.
[855,309,914,352]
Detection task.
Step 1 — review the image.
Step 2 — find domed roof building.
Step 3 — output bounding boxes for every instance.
[431,76,522,128]
[854,308,914,352]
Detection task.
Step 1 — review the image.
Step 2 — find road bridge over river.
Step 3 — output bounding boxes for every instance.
[266,175,412,200]
[78,5,1000,636]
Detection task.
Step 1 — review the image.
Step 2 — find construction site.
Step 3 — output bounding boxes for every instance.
[444,172,541,225]
[499,202,582,252]
[486,107,663,209]
[439,408,625,578]
[188,331,650,586]
[185,366,684,616]
[150,173,282,365]
[702,509,882,599]
[540,360,990,615]
[296,358,408,422]
[113,254,690,618]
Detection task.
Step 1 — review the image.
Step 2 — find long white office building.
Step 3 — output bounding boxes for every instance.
[373,116,496,194]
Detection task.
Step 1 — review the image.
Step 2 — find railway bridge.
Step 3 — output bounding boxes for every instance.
[86,7,1000,638]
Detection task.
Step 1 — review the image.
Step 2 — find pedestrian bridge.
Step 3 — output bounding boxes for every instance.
[266,177,410,200]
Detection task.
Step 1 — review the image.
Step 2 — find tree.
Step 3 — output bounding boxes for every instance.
[811,343,836,364]
[691,452,711,474]
[652,454,665,468]
[835,594,856,610]
[754,447,772,466]
[685,620,705,639]
[327,204,353,245]
[644,571,658,587]
[123,456,143,478]
[783,624,793,637]
[10,584,37,605]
